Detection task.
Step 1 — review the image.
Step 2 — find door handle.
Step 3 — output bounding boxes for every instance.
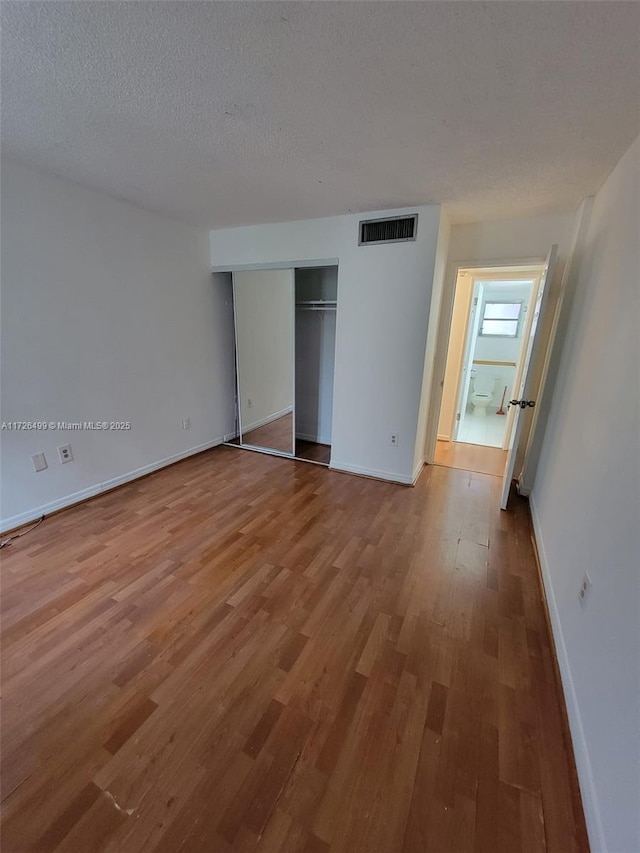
[509,399,536,409]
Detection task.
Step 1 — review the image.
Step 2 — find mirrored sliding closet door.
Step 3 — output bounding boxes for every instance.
[232,269,295,456]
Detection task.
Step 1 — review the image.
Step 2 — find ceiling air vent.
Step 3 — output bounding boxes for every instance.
[358,214,418,246]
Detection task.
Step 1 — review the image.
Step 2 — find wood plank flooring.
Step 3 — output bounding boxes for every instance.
[0,447,588,852]
[294,441,331,466]
[434,439,508,478]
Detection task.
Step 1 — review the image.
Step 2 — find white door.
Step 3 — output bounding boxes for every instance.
[500,246,558,509]
[453,281,484,440]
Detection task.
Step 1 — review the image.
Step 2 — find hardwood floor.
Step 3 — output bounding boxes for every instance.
[434,439,508,478]
[1,448,587,852]
[295,440,331,466]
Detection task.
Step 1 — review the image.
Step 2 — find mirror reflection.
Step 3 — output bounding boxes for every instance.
[233,269,294,455]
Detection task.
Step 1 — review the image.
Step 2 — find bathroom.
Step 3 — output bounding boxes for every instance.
[459,280,533,447]
[437,274,536,452]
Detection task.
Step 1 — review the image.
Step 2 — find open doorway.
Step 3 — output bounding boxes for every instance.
[434,265,543,475]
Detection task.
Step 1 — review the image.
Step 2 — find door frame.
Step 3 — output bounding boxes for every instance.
[424,258,546,465]
[451,278,484,441]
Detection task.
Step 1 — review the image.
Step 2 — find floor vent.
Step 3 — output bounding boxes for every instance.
[358,214,418,246]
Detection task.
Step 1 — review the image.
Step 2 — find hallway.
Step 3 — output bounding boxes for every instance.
[434,438,508,478]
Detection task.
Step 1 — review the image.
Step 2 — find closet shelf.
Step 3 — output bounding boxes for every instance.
[296,300,337,312]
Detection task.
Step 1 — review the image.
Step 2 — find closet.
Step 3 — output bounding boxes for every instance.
[226,264,338,467]
[294,267,337,464]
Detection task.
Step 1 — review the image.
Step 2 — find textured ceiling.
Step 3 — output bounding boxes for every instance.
[2,1,639,227]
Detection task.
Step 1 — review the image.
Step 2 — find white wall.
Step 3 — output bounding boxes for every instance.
[234,269,294,433]
[531,137,640,853]
[211,206,442,484]
[449,210,574,265]
[474,283,531,364]
[1,158,235,530]
[413,210,450,471]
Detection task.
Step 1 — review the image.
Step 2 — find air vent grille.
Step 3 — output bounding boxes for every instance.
[359,214,418,245]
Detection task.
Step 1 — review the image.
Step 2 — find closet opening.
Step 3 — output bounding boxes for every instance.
[294,266,337,466]
[222,262,338,469]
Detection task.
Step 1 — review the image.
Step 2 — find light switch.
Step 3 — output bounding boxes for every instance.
[32,453,47,472]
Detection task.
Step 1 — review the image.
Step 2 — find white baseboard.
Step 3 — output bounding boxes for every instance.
[1,437,224,534]
[529,494,605,853]
[242,406,293,434]
[411,460,425,485]
[329,460,414,485]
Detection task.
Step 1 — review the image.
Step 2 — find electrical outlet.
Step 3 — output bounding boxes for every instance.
[390,432,399,447]
[31,452,47,472]
[578,572,592,609]
[58,444,73,463]
[247,398,253,408]
[182,417,191,430]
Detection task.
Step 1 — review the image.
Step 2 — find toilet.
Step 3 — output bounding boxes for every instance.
[470,372,496,417]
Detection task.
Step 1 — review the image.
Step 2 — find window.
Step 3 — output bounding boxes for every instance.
[480,301,522,337]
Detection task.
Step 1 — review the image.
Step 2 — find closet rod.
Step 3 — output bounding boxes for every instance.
[296,306,337,311]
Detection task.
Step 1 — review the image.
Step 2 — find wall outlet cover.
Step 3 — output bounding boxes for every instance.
[58,444,73,463]
[578,572,593,609]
